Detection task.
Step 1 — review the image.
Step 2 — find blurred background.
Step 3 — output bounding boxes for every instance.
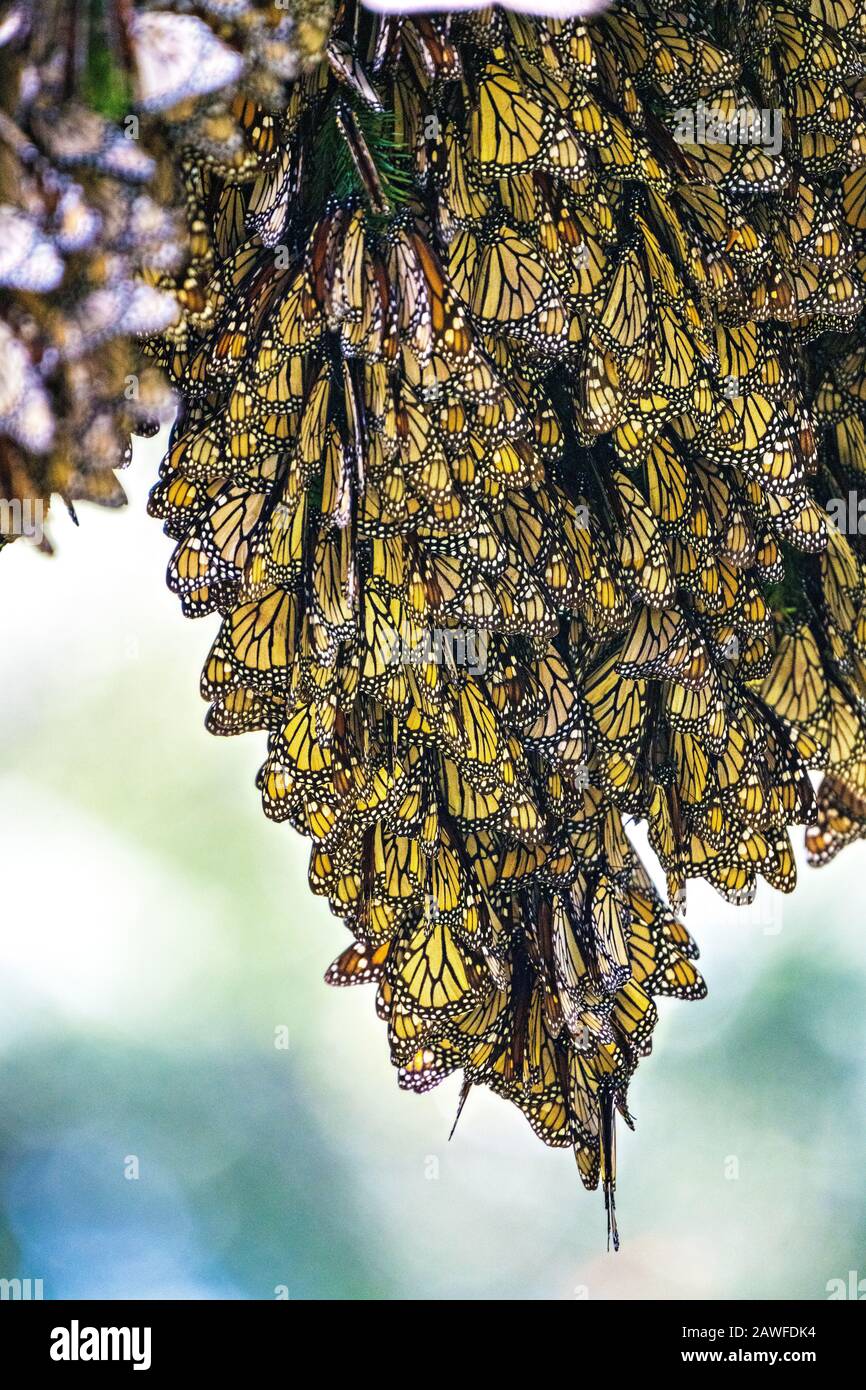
[0,435,864,1301]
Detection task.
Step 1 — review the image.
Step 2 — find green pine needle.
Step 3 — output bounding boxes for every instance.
[309,102,413,219]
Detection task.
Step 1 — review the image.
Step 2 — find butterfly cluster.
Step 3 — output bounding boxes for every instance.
[0,0,331,547]
[6,0,866,1245]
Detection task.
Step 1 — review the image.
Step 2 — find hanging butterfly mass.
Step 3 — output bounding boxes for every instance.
[6,0,866,1249]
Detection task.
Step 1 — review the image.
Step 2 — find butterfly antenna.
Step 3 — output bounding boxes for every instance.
[449,1079,473,1140]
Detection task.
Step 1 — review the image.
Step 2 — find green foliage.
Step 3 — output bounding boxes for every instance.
[82,0,132,121]
[309,102,413,220]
